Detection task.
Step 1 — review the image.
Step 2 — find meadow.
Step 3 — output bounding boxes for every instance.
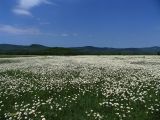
[0,56,160,120]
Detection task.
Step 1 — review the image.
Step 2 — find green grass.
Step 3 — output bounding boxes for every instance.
[0,67,160,120]
[0,55,37,58]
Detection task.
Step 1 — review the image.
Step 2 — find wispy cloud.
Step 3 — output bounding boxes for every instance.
[0,24,79,38]
[0,25,41,35]
[60,33,79,37]
[61,33,69,37]
[13,9,31,16]
[13,0,52,16]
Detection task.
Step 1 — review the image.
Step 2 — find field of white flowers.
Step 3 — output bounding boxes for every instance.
[0,56,160,120]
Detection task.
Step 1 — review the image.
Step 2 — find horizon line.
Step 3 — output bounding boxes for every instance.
[0,43,160,49]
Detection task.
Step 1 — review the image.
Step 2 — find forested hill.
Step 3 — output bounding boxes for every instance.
[0,44,160,55]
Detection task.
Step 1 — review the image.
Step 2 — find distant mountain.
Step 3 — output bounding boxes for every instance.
[0,44,26,50]
[0,44,160,55]
[72,46,160,55]
[29,44,48,49]
[0,44,47,50]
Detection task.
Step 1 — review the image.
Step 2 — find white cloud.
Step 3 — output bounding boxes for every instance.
[13,9,32,16]
[0,25,79,38]
[61,33,69,37]
[13,0,52,16]
[0,25,41,35]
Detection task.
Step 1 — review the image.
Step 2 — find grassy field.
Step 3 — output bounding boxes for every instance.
[0,56,160,120]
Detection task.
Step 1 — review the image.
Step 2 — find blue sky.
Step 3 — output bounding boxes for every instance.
[0,0,160,47]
